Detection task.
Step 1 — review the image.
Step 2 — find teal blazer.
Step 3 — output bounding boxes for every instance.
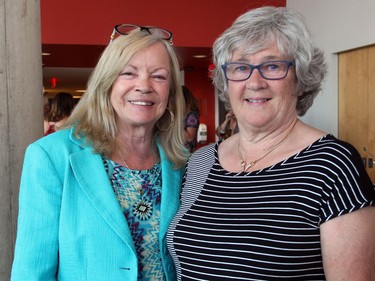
[11,128,184,281]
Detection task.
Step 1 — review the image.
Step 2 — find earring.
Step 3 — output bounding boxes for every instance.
[156,108,174,132]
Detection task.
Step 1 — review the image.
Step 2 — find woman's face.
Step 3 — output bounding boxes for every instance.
[227,43,297,132]
[110,42,171,131]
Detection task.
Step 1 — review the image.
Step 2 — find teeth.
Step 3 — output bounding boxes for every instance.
[248,99,268,103]
[130,101,153,106]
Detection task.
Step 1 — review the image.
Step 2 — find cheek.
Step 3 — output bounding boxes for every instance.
[277,78,297,96]
[160,85,171,104]
[111,80,128,101]
[285,75,298,94]
[159,97,169,112]
[109,88,118,108]
[227,82,246,102]
[279,85,298,109]
[109,87,126,112]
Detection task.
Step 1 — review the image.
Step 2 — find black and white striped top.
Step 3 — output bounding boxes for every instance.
[167,135,375,281]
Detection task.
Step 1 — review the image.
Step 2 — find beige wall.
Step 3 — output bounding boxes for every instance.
[0,0,43,278]
[287,0,375,136]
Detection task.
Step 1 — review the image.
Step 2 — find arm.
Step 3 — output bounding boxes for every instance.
[219,114,230,132]
[11,143,62,280]
[44,120,50,134]
[216,116,231,139]
[321,206,375,281]
[184,127,198,143]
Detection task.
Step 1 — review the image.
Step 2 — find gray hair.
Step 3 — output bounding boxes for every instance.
[212,6,327,116]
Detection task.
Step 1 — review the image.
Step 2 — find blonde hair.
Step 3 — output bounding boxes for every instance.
[64,31,187,168]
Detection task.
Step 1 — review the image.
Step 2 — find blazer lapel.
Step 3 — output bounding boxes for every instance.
[69,148,136,252]
[158,145,183,237]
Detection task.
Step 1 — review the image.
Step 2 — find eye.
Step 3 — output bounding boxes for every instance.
[152,74,168,81]
[228,63,250,73]
[262,62,283,72]
[119,71,137,79]
[151,70,169,81]
[232,64,250,73]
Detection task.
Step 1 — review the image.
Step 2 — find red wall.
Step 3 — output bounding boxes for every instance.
[40,0,286,47]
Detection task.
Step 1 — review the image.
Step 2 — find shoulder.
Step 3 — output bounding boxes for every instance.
[30,129,69,151]
[188,143,217,166]
[307,135,372,188]
[192,142,216,156]
[26,128,88,160]
[292,121,357,160]
[181,144,218,206]
[311,136,375,221]
[311,134,361,160]
[157,143,185,175]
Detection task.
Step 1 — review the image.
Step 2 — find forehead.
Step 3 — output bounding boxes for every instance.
[231,42,282,61]
[128,42,170,67]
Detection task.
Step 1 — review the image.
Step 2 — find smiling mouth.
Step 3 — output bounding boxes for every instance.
[129,101,154,106]
[246,98,271,103]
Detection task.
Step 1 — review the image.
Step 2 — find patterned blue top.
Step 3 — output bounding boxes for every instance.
[104,159,165,281]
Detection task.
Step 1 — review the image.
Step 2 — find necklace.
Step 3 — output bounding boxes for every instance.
[119,149,147,196]
[238,119,298,172]
[118,148,130,169]
[118,148,161,197]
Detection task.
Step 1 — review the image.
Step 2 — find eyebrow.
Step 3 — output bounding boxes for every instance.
[234,54,283,63]
[123,64,170,73]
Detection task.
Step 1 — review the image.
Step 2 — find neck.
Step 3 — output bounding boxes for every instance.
[238,119,298,172]
[113,136,158,170]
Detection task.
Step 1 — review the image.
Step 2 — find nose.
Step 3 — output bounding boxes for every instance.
[246,67,267,90]
[135,75,153,94]
[249,66,263,79]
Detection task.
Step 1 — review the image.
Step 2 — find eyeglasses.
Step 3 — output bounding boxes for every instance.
[221,60,295,81]
[110,24,173,45]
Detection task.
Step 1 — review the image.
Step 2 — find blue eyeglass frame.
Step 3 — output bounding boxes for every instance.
[221,60,295,81]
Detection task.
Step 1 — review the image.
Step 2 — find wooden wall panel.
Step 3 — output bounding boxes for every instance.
[367,46,375,180]
[339,46,375,181]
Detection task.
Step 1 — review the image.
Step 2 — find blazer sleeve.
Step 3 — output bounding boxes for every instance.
[11,142,63,281]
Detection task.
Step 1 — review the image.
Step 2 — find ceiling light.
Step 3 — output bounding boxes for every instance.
[193,55,207,59]
[42,52,51,56]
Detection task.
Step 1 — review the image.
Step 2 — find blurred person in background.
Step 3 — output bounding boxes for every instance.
[43,96,51,134]
[44,92,75,135]
[182,85,200,152]
[215,109,238,140]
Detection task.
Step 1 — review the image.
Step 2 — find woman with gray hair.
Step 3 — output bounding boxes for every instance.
[12,26,188,280]
[167,6,375,280]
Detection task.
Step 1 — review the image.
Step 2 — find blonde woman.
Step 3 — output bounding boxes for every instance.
[12,26,188,281]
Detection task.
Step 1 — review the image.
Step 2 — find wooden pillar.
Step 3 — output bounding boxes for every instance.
[0,0,43,278]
